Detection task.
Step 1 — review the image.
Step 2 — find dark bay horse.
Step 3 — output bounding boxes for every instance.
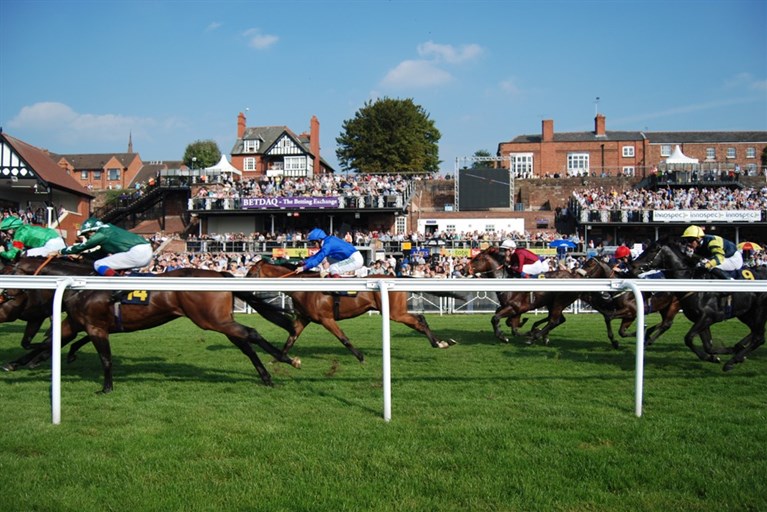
[245,259,459,362]
[463,247,581,345]
[3,258,301,392]
[579,257,681,349]
[632,238,767,370]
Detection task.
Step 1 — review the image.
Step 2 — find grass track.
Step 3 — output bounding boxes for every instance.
[1,312,765,511]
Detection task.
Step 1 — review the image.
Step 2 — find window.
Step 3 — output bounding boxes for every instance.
[706,147,716,160]
[395,216,407,235]
[622,146,635,158]
[445,224,456,233]
[243,157,256,171]
[567,153,590,176]
[511,153,533,177]
[80,170,88,179]
[726,147,736,159]
[485,225,496,233]
[622,166,635,176]
[93,170,102,179]
[108,168,120,181]
[746,147,756,159]
[660,145,671,157]
[243,140,259,153]
[284,156,308,177]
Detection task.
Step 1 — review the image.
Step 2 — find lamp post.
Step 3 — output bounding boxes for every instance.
[191,157,197,183]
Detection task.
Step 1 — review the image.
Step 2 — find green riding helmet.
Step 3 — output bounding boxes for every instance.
[0,216,23,231]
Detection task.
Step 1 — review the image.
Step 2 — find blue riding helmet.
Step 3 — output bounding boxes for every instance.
[307,228,327,242]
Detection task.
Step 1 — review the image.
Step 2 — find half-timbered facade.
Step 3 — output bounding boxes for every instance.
[0,131,93,243]
[230,112,335,179]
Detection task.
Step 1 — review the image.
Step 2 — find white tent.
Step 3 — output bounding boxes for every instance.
[665,145,698,164]
[203,155,242,178]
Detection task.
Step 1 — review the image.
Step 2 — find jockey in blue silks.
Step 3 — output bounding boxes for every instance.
[296,228,364,277]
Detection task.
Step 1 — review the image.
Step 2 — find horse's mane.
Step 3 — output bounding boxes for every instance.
[265,259,299,271]
[481,246,505,264]
[16,256,96,276]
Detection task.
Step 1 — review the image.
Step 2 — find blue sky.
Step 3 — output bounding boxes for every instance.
[1,0,765,173]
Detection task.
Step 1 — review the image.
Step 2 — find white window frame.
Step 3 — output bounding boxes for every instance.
[622,166,635,176]
[243,157,256,171]
[80,170,88,179]
[243,140,259,153]
[726,147,736,159]
[622,146,635,158]
[660,145,672,157]
[746,147,756,159]
[510,153,533,177]
[706,147,716,160]
[107,168,120,181]
[395,216,407,235]
[567,153,590,176]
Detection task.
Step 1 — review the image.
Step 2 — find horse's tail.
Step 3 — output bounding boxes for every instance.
[219,272,297,335]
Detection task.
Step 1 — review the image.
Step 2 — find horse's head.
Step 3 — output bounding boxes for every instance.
[579,257,612,278]
[632,239,697,278]
[464,247,505,278]
[246,259,298,278]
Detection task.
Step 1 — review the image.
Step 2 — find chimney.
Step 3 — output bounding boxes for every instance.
[310,115,320,174]
[542,119,554,142]
[595,114,606,137]
[237,112,246,139]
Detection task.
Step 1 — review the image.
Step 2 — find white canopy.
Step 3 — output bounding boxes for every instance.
[665,145,698,164]
[203,155,242,176]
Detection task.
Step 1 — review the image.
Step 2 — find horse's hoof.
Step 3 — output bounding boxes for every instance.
[291,357,302,369]
[543,338,550,346]
[435,340,453,349]
[2,363,17,372]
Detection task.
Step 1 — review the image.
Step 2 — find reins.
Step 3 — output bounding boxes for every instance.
[33,254,57,275]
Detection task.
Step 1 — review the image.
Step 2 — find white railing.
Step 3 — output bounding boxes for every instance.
[2,276,765,424]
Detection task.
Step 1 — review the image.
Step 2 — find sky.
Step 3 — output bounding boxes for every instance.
[1,0,765,174]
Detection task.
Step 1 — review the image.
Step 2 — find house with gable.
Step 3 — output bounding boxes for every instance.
[230,112,335,178]
[0,131,93,243]
[53,150,143,191]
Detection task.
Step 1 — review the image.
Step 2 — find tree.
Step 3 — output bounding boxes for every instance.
[183,140,221,171]
[336,98,441,174]
[471,149,493,169]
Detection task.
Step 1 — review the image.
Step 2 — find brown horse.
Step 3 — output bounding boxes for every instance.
[578,257,681,349]
[463,246,580,345]
[245,259,459,362]
[3,258,300,392]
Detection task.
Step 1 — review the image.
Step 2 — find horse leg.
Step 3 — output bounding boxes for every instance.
[602,315,619,349]
[723,331,764,372]
[2,319,80,371]
[530,313,566,346]
[279,316,309,359]
[392,312,456,349]
[67,335,92,363]
[616,318,636,341]
[314,317,366,362]
[683,322,720,364]
[84,328,114,394]
[20,318,46,350]
[491,304,517,343]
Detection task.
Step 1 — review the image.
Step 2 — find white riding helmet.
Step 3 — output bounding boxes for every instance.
[501,240,517,250]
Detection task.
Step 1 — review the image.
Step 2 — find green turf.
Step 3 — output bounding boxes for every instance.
[1,312,765,512]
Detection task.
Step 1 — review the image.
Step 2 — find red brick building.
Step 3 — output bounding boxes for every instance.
[230,112,335,179]
[497,114,766,178]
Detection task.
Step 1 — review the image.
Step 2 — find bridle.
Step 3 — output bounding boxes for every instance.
[466,254,505,278]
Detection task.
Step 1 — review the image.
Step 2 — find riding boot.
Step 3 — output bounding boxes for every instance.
[709,267,731,280]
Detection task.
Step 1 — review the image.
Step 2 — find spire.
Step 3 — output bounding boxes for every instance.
[128,131,133,153]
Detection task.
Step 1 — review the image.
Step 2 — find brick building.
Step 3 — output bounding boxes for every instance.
[497,114,766,179]
[230,112,335,179]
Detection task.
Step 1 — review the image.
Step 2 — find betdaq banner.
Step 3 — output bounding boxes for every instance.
[242,196,340,209]
[652,210,762,223]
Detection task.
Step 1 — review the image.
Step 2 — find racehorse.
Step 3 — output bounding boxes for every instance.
[578,257,681,349]
[632,238,767,370]
[245,259,459,362]
[463,246,581,345]
[2,258,301,392]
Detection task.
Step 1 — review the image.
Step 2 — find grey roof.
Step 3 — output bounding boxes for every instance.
[511,130,646,143]
[645,131,767,144]
[53,152,138,169]
[231,125,336,172]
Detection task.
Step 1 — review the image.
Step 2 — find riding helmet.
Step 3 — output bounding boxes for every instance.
[681,225,705,239]
[500,240,517,250]
[0,216,23,231]
[614,245,631,259]
[78,217,106,236]
[307,228,328,242]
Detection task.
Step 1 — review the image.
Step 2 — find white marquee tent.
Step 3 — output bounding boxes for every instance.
[203,155,242,179]
[665,145,699,165]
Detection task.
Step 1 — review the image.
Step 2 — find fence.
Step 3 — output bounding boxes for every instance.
[2,276,765,425]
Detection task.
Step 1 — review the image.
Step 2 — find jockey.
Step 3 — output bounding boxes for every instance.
[501,239,547,278]
[611,245,633,277]
[0,216,66,262]
[681,225,742,279]
[296,228,364,278]
[60,217,153,276]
